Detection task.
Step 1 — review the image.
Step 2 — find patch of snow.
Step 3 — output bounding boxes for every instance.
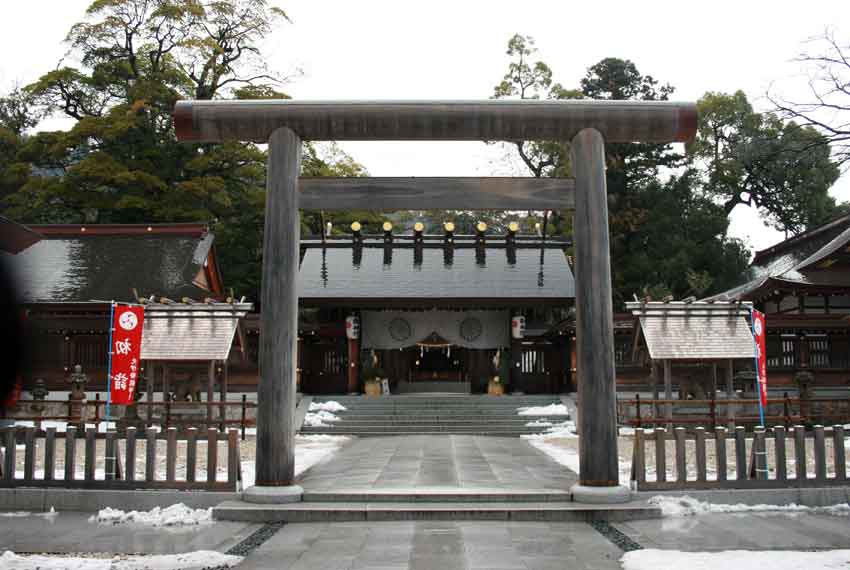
[521,420,578,439]
[649,495,850,518]
[0,550,241,570]
[525,431,632,483]
[309,401,347,412]
[302,410,341,427]
[13,420,68,432]
[0,512,31,517]
[619,426,636,436]
[240,434,350,489]
[525,419,554,427]
[622,548,850,570]
[89,504,213,527]
[517,404,569,416]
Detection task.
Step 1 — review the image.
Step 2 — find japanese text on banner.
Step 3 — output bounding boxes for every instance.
[753,309,768,408]
[109,304,144,405]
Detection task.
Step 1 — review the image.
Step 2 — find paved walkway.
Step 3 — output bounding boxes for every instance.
[238,521,623,570]
[619,511,850,551]
[298,435,577,494]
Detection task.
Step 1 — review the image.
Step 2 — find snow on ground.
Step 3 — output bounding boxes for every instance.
[525,419,554,427]
[521,420,578,439]
[13,421,118,433]
[89,504,212,526]
[0,550,241,570]
[516,404,569,416]
[523,424,633,483]
[622,549,850,570]
[302,410,341,427]
[240,434,350,488]
[308,401,347,412]
[649,495,850,518]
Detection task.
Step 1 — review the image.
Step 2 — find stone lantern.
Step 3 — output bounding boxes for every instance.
[30,378,49,410]
[67,364,88,425]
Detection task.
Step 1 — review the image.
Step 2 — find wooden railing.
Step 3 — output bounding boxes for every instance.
[617,395,850,429]
[9,395,258,439]
[0,426,241,491]
[631,425,848,491]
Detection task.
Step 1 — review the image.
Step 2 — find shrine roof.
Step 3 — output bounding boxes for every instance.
[2,224,216,303]
[297,236,575,306]
[140,303,252,361]
[705,213,850,302]
[626,301,755,361]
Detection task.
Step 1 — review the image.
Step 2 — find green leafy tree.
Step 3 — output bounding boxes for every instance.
[491,35,749,304]
[694,91,844,236]
[1,0,366,303]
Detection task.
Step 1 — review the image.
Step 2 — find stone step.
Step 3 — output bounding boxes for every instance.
[302,490,573,503]
[314,416,569,426]
[213,500,660,523]
[299,431,546,437]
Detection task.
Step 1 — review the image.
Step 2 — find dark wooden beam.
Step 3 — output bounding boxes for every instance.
[299,177,574,211]
[254,127,301,491]
[174,99,697,144]
[572,128,621,491]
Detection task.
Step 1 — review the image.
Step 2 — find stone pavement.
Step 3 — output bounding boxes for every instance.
[0,511,257,555]
[618,511,850,551]
[298,435,577,494]
[236,521,623,570]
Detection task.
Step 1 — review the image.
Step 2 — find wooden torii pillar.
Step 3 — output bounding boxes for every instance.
[175,99,697,504]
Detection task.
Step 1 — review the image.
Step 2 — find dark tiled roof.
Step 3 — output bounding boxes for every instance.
[3,232,215,303]
[0,217,42,254]
[705,216,850,302]
[298,245,575,301]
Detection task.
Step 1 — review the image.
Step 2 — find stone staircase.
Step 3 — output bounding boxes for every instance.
[299,394,569,437]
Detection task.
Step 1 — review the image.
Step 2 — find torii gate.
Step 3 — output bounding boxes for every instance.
[175,99,697,503]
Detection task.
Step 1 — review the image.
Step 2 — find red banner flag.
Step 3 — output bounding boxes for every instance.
[753,309,768,408]
[109,304,145,405]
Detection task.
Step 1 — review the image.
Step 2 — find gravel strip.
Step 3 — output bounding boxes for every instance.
[590,520,643,552]
[224,521,285,557]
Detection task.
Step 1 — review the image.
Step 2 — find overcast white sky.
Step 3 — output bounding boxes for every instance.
[1,0,848,254]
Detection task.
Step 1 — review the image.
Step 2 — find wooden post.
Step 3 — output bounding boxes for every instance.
[774,425,787,482]
[674,427,687,483]
[347,335,360,393]
[220,362,228,431]
[634,428,646,486]
[695,427,707,482]
[834,425,847,482]
[571,128,624,498]
[651,361,660,420]
[663,360,673,430]
[207,361,215,428]
[64,426,77,482]
[146,361,154,425]
[253,126,302,495]
[655,428,667,483]
[44,428,56,482]
[715,427,727,482]
[794,425,807,481]
[125,427,137,482]
[726,359,735,430]
[735,426,747,481]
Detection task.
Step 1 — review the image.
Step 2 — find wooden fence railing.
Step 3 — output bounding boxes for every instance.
[0,426,241,491]
[631,425,848,491]
[618,394,850,429]
[9,395,258,439]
